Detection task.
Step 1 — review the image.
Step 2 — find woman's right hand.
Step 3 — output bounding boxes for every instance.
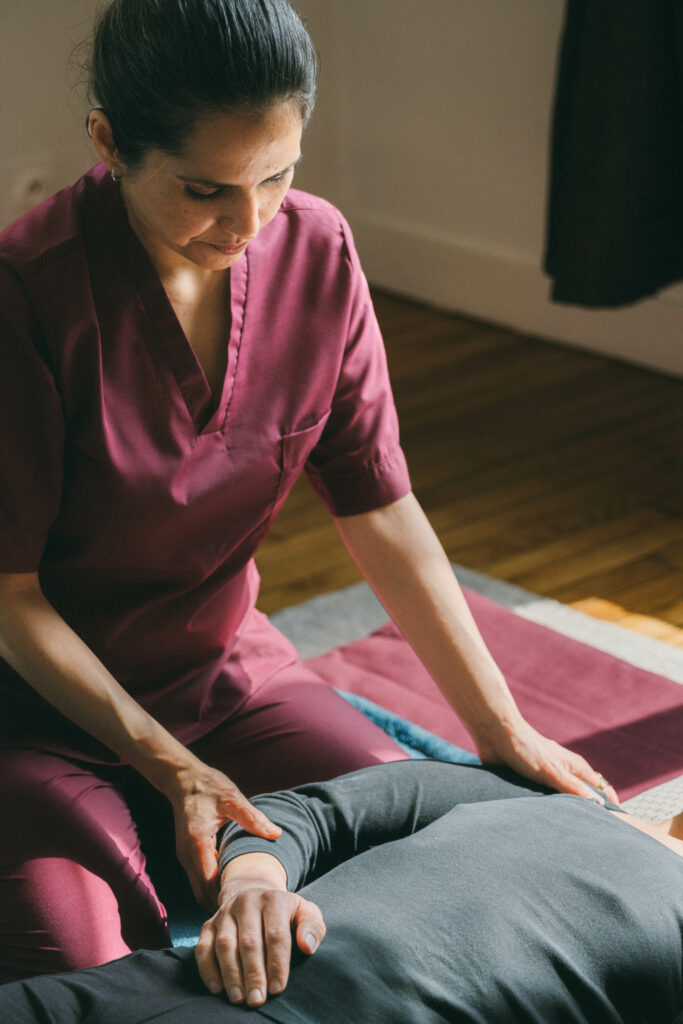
[167,760,282,909]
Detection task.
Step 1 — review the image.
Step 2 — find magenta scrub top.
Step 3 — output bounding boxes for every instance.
[0,163,411,754]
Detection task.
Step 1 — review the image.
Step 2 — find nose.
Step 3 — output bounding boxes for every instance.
[218,190,261,241]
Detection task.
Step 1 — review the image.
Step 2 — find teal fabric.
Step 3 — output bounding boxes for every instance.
[332,688,481,764]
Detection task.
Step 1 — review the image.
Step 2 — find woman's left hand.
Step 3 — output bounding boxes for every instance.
[476,718,619,804]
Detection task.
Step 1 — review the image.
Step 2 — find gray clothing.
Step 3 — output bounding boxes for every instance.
[2,761,682,1023]
[221,760,683,1024]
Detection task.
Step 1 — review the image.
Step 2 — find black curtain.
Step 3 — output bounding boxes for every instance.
[545,1,683,308]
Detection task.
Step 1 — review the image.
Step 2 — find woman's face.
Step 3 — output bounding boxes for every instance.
[118,103,303,273]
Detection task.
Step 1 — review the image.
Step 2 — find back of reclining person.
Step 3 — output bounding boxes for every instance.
[1,760,682,1024]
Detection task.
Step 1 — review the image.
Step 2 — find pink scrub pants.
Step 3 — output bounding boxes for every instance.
[0,662,408,983]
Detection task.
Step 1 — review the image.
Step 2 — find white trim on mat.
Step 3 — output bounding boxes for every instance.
[271,563,683,684]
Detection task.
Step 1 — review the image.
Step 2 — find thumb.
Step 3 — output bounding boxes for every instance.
[294,899,326,955]
[183,835,220,910]
[196,835,220,885]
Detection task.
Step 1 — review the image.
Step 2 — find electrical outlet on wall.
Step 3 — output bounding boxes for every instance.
[9,164,57,221]
[2,148,91,231]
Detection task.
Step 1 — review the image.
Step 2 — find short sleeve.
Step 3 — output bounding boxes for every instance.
[305,219,411,516]
[0,261,65,571]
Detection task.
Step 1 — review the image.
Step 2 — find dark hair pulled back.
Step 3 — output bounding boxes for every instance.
[88,0,317,167]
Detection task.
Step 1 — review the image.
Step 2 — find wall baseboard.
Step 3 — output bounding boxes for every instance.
[350,211,682,379]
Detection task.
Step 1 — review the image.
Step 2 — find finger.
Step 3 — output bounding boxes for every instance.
[226,796,282,841]
[588,771,620,806]
[578,764,619,805]
[234,900,269,1007]
[549,765,606,803]
[294,898,326,956]
[195,918,227,996]
[603,782,620,805]
[561,756,620,805]
[261,892,295,996]
[214,910,249,1005]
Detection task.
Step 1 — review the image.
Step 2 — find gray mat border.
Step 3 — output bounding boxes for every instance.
[272,563,683,682]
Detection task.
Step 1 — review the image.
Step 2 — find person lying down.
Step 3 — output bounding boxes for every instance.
[2,761,682,1024]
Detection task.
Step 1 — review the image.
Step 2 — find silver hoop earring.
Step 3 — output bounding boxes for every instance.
[111,168,121,183]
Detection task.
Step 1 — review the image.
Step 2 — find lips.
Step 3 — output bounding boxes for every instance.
[207,240,248,255]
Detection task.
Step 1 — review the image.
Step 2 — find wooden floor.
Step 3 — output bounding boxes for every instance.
[256,290,683,648]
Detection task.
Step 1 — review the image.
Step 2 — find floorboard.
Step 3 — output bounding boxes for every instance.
[256,290,683,648]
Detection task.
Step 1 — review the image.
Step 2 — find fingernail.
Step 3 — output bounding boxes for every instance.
[247,988,264,1005]
[228,986,243,1002]
[208,980,222,995]
[269,978,284,994]
[304,932,319,953]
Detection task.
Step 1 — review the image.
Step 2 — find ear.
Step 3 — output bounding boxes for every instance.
[88,109,125,177]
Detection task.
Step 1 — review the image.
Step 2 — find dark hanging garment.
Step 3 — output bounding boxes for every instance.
[545,1,683,308]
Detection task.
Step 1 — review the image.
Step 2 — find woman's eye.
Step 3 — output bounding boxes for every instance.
[183,171,291,199]
[185,186,220,201]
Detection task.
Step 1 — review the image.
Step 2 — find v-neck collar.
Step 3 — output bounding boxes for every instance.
[100,167,249,438]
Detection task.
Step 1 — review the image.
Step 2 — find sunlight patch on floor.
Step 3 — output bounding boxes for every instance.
[570,597,683,648]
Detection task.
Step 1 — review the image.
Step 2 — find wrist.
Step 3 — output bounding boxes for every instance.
[219,852,288,904]
[134,742,202,798]
[470,707,529,761]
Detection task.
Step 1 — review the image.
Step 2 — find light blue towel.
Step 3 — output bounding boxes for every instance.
[333,688,481,764]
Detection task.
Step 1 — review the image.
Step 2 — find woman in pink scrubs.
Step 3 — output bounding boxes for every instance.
[0,0,614,985]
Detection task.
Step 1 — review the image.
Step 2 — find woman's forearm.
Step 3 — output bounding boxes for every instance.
[334,493,622,803]
[334,492,523,747]
[0,571,197,792]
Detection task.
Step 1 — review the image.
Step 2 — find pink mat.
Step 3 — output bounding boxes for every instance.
[307,588,683,801]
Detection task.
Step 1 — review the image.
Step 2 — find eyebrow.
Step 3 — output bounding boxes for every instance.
[178,154,303,189]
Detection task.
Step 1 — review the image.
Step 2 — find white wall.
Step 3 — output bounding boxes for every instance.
[2,0,681,376]
[0,0,94,226]
[295,0,683,377]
